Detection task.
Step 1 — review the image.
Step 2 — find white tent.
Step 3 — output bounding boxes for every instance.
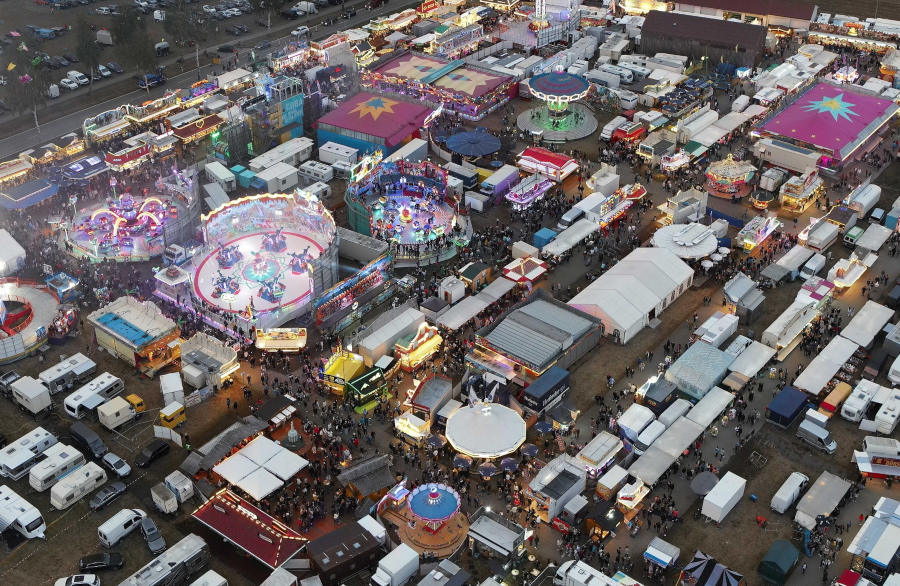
[240,467,283,501]
[542,218,599,257]
[240,436,282,466]
[0,230,25,277]
[728,341,776,378]
[358,307,425,365]
[476,277,516,303]
[793,336,858,395]
[438,296,489,331]
[628,446,675,486]
[262,449,309,481]
[840,301,894,348]
[213,454,256,485]
[653,417,704,458]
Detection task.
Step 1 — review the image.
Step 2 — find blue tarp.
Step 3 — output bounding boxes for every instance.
[446,131,501,157]
[766,386,809,428]
[0,179,59,210]
[533,227,557,248]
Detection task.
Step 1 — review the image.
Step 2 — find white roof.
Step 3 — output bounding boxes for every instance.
[542,218,600,256]
[0,229,26,273]
[841,301,894,348]
[624,247,693,285]
[438,296,489,331]
[651,223,718,259]
[213,453,256,485]
[240,467,283,501]
[87,297,176,349]
[728,341,776,378]
[628,446,675,486]
[793,335,859,395]
[653,417,704,458]
[217,67,252,86]
[240,436,282,466]
[263,449,309,481]
[704,471,746,508]
[446,403,526,459]
[569,287,643,336]
[476,277,517,303]
[576,431,622,468]
[360,307,424,354]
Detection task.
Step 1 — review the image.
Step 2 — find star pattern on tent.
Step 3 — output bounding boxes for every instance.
[802,93,859,122]
[433,68,499,96]
[383,55,443,80]
[349,96,399,121]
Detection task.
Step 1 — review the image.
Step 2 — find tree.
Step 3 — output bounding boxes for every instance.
[110,6,142,50]
[163,0,207,47]
[75,18,102,93]
[3,49,53,131]
[129,28,160,93]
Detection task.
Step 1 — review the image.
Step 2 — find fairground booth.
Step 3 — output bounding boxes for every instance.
[320,348,366,397]
[316,92,432,155]
[362,51,515,120]
[755,80,899,172]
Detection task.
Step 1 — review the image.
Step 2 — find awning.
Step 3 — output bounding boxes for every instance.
[683,141,708,158]
[644,537,680,567]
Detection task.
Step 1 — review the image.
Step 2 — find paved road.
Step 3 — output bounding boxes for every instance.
[0,0,420,161]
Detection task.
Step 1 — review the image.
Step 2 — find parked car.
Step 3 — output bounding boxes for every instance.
[106,61,124,73]
[217,44,235,53]
[97,64,111,78]
[291,25,310,37]
[63,52,79,63]
[89,481,126,511]
[135,439,169,468]
[202,4,217,12]
[102,453,131,478]
[254,40,272,50]
[140,517,166,554]
[234,23,249,32]
[67,70,89,85]
[59,78,79,91]
[79,552,124,572]
[54,576,99,586]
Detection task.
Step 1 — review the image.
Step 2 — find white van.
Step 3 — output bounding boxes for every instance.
[98,508,147,548]
[633,420,666,455]
[67,71,89,86]
[799,253,826,279]
[557,207,585,231]
[600,116,628,141]
[796,420,837,454]
[770,472,809,514]
[50,462,107,510]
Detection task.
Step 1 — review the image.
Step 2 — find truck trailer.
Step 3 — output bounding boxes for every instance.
[370,543,419,586]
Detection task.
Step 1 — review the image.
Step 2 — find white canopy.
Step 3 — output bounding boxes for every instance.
[840,301,894,348]
[445,403,526,459]
[728,341,776,378]
[651,223,718,259]
[263,450,309,481]
[0,230,26,277]
[240,436,282,466]
[240,467,283,501]
[793,335,858,395]
[438,296,489,331]
[542,218,599,257]
[213,453,256,485]
[476,277,517,303]
[628,446,675,486]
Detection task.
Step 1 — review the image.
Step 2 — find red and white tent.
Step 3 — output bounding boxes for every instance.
[503,256,548,283]
[517,147,579,182]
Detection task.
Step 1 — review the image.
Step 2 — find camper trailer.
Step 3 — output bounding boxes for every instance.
[10,376,52,416]
[0,485,46,539]
[63,373,124,420]
[50,462,107,510]
[29,444,86,492]
[39,353,96,394]
[0,427,58,480]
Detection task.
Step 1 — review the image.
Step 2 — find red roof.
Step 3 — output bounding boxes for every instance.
[192,489,306,569]
[675,0,815,20]
[172,114,224,140]
[518,147,575,171]
[316,92,431,148]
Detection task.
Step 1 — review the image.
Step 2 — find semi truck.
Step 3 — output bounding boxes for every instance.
[479,165,520,201]
[370,543,419,586]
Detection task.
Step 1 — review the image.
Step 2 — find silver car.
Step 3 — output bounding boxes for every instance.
[101,453,132,478]
[140,517,166,554]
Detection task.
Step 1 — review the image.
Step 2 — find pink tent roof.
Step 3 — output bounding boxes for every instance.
[372,52,508,98]
[317,92,431,147]
[760,81,898,160]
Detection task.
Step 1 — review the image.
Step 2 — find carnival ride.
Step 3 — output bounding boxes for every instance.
[518,68,597,142]
[71,192,176,260]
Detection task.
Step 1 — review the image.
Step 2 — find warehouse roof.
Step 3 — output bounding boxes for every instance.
[642,10,768,51]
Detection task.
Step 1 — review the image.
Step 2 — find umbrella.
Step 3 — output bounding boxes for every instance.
[453,454,472,469]
[520,443,539,457]
[701,260,714,269]
[533,421,554,434]
[426,434,446,449]
[500,457,519,472]
[446,131,502,158]
[718,247,731,255]
[478,462,500,477]
[691,471,719,495]
[710,253,723,262]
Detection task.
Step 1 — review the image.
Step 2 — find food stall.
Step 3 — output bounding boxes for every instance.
[779,170,825,213]
[395,410,429,446]
[645,537,681,572]
[505,174,554,211]
[596,465,629,500]
[256,328,307,352]
[320,350,366,396]
[346,367,389,410]
[737,214,782,252]
[585,502,624,543]
[395,323,442,372]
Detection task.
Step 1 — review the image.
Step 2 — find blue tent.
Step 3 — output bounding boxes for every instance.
[766,386,809,428]
[446,131,501,158]
[534,228,557,249]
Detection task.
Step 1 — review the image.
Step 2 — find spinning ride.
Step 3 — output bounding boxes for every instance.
[705,155,756,199]
[188,192,339,329]
[376,480,469,556]
[408,484,462,533]
[70,191,177,261]
[518,68,597,142]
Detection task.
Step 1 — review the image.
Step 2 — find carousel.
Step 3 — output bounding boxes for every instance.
[705,155,756,199]
[376,480,469,557]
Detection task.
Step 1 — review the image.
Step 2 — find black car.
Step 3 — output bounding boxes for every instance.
[63,52,79,63]
[135,439,169,468]
[79,552,124,572]
[106,62,124,73]
[234,23,248,32]
[89,481,126,511]
[217,44,235,53]
[254,40,272,50]
[139,518,166,554]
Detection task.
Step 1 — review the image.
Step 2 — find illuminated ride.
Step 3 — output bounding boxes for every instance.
[71,192,177,261]
[517,68,598,141]
[375,480,470,556]
[705,154,757,199]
